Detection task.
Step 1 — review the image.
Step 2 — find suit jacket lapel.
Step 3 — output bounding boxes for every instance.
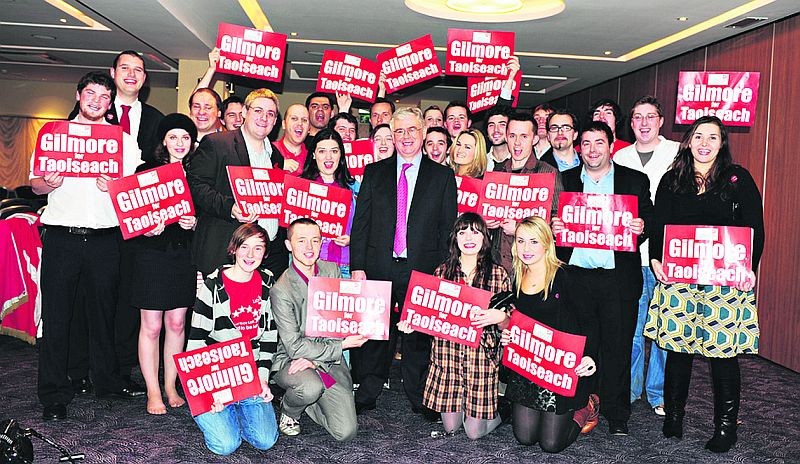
[408,157,430,220]
[234,129,250,166]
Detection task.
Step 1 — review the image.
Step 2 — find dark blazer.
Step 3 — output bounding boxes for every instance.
[350,154,457,280]
[186,128,287,277]
[556,162,653,301]
[107,102,164,163]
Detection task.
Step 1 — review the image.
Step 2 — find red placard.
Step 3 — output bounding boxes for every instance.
[216,23,286,82]
[480,171,555,221]
[317,51,380,103]
[400,271,491,348]
[376,34,442,93]
[107,162,195,240]
[675,71,760,127]
[446,29,514,78]
[661,225,754,286]
[174,337,262,416]
[279,175,352,239]
[456,175,483,214]
[555,192,639,252]
[344,139,375,184]
[503,311,585,397]
[467,72,521,113]
[33,121,123,178]
[306,277,392,340]
[227,166,284,219]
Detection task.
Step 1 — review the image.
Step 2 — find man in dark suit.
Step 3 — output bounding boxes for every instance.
[186,88,288,279]
[552,121,653,436]
[350,107,458,415]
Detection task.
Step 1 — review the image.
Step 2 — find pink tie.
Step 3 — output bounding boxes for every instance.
[394,163,413,256]
[120,105,131,134]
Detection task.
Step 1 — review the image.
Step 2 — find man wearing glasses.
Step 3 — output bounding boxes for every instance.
[187,88,289,278]
[540,109,581,172]
[350,107,457,418]
[612,96,680,419]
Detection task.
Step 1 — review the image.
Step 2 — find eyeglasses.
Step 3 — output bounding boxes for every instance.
[393,127,420,137]
[631,114,660,123]
[548,124,574,133]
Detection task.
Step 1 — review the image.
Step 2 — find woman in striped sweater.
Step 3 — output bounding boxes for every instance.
[186,223,279,455]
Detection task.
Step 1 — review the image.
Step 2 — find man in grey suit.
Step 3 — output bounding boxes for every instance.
[270,218,367,440]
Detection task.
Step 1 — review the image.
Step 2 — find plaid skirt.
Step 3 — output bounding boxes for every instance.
[422,327,501,420]
[644,282,759,358]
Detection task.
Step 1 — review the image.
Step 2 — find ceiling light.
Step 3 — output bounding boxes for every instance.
[538,64,560,69]
[603,50,612,55]
[523,82,530,87]
[59,18,67,23]
[44,0,110,31]
[677,17,689,21]
[290,32,298,37]
[405,0,564,23]
[31,34,56,40]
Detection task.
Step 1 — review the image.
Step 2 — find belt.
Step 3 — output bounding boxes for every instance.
[48,225,118,236]
[392,257,407,263]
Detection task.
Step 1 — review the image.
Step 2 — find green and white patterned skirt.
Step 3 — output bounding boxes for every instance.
[644,283,759,358]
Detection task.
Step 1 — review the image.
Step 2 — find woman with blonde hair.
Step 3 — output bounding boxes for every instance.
[501,216,598,452]
[449,128,488,178]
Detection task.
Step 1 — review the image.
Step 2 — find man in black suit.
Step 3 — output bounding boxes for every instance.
[186,88,288,279]
[350,107,458,415]
[552,121,653,436]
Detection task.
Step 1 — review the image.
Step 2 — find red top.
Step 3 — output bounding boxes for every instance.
[275,138,308,176]
[222,271,263,339]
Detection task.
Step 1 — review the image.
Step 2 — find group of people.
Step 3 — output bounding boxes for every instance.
[29,49,763,457]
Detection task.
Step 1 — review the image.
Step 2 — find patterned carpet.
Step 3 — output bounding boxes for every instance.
[0,335,796,463]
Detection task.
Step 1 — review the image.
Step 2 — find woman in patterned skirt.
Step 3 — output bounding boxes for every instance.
[645,116,764,453]
[399,212,512,439]
[501,216,598,452]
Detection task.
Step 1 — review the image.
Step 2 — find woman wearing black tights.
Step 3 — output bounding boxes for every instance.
[501,217,599,452]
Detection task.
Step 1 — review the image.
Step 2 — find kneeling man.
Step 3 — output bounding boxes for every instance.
[271,218,367,441]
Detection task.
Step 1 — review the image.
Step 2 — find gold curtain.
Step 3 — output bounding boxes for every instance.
[0,116,59,190]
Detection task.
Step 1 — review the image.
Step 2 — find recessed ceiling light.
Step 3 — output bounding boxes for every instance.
[603,50,612,55]
[538,64,560,69]
[59,18,67,23]
[405,0,564,23]
[523,82,530,87]
[290,32,298,37]
[677,17,689,21]
[446,0,523,14]
[31,34,57,40]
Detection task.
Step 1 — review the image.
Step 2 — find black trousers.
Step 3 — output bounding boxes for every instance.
[114,236,139,377]
[568,265,638,423]
[351,259,432,409]
[37,227,124,406]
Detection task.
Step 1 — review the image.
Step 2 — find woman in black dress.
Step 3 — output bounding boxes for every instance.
[645,115,764,452]
[501,216,598,452]
[132,114,199,414]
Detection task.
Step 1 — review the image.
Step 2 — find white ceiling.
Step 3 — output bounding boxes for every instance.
[1,0,798,107]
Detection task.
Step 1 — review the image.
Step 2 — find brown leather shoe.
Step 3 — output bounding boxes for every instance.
[581,394,600,434]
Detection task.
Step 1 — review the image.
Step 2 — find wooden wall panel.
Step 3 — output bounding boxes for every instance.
[589,79,620,106]
[652,48,706,142]
[619,65,658,143]
[564,88,591,126]
[757,16,800,372]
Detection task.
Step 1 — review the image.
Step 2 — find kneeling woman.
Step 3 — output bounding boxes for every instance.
[501,216,598,453]
[187,224,279,455]
[400,212,512,439]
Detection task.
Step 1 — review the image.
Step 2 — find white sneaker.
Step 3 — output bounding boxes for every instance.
[653,405,666,416]
[279,413,301,436]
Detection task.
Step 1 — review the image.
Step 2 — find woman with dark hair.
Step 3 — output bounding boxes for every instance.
[645,116,764,453]
[399,212,512,439]
[187,223,279,455]
[370,123,394,161]
[131,113,198,414]
[501,216,598,453]
[300,129,359,277]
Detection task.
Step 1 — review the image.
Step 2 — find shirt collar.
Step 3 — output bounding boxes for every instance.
[292,260,317,285]
[397,152,423,170]
[580,162,615,184]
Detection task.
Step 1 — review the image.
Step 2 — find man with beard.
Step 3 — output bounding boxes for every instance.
[275,104,310,176]
[484,105,512,171]
[540,110,581,172]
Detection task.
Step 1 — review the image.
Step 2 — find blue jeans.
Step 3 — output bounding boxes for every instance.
[630,267,666,407]
[194,396,278,455]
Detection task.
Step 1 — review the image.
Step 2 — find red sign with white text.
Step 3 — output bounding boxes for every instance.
[675,71,760,126]
[279,175,352,239]
[306,277,392,340]
[317,51,380,102]
[33,121,123,178]
[480,171,555,221]
[226,166,284,219]
[107,162,194,240]
[556,192,639,252]
[174,337,262,416]
[446,29,514,78]
[503,311,585,397]
[400,271,491,348]
[456,175,483,214]
[467,72,521,113]
[377,34,442,93]
[662,225,754,286]
[216,23,286,82]
[344,139,374,184]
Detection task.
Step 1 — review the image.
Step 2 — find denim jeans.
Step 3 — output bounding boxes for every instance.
[630,267,666,407]
[194,396,278,455]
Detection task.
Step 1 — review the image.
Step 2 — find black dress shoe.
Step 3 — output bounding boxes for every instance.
[71,377,93,396]
[355,402,376,415]
[97,386,146,399]
[608,420,629,436]
[42,404,67,421]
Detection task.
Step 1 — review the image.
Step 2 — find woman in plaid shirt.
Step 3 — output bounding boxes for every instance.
[400,212,512,439]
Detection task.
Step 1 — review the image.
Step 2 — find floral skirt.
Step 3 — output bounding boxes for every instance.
[644,283,759,358]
